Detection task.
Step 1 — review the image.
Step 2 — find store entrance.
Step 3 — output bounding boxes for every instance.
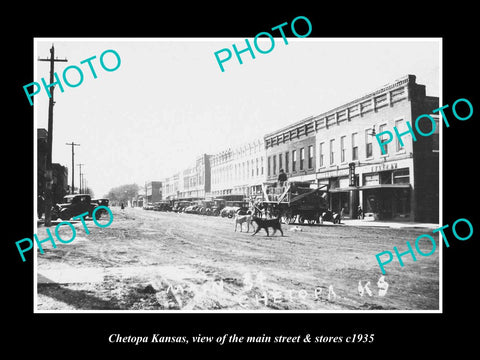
[362,187,410,220]
[330,190,359,219]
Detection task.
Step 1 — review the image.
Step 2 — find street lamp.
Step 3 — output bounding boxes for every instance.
[366,125,377,137]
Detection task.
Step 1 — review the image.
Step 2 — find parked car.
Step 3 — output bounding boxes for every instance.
[220,201,250,218]
[172,201,191,213]
[51,194,100,221]
[184,204,200,214]
[152,202,162,211]
[143,203,154,210]
[91,198,110,217]
[212,199,226,216]
[321,210,341,224]
[92,198,109,207]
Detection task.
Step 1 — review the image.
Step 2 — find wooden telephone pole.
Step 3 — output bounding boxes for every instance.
[77,163,84,193]
[38,45,67,227]
[66,142,81,194]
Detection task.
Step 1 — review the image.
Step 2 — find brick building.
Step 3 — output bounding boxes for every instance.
[37,128,69,217]
[264,75,439,222]
[314,74,438,222]
[175,154,211,200]
[145,181,162,203]
[210,139,266,197]
[162,173,181,200]
[264,116,317,184]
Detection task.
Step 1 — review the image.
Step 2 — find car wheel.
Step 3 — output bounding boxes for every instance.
[59,209,71,221]
[94,209,103,221]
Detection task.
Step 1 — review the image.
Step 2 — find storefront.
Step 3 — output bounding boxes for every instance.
[325,176,359,219]
[359,167,412,220]
[316,161,414,221]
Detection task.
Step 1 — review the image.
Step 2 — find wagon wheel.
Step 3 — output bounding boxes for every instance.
[281,208,294,224]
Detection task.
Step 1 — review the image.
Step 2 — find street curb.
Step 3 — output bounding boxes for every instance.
[339,220,439,230]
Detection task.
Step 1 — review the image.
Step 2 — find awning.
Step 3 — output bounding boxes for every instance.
[328,184,411,192]
[357,184,411,190]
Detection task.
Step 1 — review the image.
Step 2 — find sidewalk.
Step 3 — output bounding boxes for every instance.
[340,218,439,230]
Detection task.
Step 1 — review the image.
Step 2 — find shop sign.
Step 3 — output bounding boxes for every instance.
[370,162,398,173]
[349,162,356,186]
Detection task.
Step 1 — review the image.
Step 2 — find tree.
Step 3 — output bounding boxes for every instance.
[104,183,140,205]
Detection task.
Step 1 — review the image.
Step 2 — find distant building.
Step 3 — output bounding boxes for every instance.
[37,128,68,216]
[145,181,162,203]
[178,154,211,200]
[210,138,266,197]
[162,173,181,201]
[51,163,68,204]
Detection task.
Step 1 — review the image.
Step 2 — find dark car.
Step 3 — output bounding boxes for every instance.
[172,201,191,213]
[321,210,341,224]
[220,201,250,218]
[52,194,100,221]
[212,199,226,216]
[92,198,110,207]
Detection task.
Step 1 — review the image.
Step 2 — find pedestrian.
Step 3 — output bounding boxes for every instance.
[37,195,45,219]
[357,205,363,219]
[121,202,125,211]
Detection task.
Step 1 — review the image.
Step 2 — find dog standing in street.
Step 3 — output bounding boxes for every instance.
[251,216,284,237]
[234,214,254,232]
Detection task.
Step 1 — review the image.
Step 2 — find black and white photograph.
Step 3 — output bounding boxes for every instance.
[7,7,479,354]
[32,38,441,312]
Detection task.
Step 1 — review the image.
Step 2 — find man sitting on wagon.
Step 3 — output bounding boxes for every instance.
[277,169,287,187]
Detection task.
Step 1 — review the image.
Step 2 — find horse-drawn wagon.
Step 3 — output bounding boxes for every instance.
[255,181,337,224]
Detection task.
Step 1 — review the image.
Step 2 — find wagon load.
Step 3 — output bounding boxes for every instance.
[257,181,331,224]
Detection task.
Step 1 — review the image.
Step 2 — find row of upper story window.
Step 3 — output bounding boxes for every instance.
[212,157,265,184]
[267,118,436,175]
[267,145,315,177]
[210,142,264,167]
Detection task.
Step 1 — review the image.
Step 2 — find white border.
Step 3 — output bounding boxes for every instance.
[33,37,443,314]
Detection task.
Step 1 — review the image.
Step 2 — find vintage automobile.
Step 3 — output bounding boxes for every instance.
[195,200,214,215]
[184,204,201,214]
[51,194,101,221]
[152,202,163,211]
[220,201,251,218]
[320,209,341,224]
[172,201,192,213]
[143,203,154,210]
[92,198,109,207]
[211,198,226,216]
[91,198,110,217]
[157,201,173,211]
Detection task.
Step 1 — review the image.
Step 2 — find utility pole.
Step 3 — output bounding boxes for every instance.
[77,163,84,193]
[38,45,67,227]
[66,142,80,193]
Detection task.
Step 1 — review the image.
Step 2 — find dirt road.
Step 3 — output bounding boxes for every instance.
[36,207,439,311]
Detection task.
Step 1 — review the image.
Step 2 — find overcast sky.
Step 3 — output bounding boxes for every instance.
[34,38,440,198]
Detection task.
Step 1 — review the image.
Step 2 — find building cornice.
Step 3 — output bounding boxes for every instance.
[264,74,416,145]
